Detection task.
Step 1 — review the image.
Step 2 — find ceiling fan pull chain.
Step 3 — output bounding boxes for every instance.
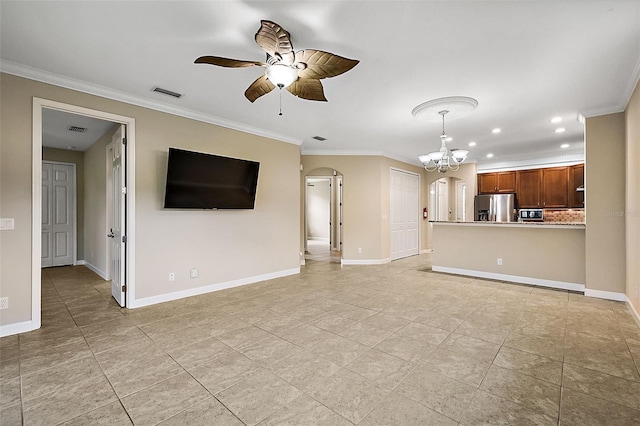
[279,88,283,116]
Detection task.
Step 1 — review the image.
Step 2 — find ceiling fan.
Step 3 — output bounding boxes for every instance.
[195,20,359,103]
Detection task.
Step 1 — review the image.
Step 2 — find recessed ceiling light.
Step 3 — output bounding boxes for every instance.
[492,128,501,134]
[486,153,494,158]
[468,141,477,147]
[551,116,563,123]
[561,143,570,149]
[555,127,566,133]
[66,146,76,150]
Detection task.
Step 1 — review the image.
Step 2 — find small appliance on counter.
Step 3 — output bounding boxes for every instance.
[519,209,544,221]
[474,194,516,222]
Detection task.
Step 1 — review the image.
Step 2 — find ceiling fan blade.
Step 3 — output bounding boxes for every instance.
[195,56,265,68]
[245,75,276,103]
[255,20,295,65]
[294,50,359,80]
[286,79,327,102]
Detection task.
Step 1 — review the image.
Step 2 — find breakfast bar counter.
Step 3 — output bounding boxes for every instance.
[431,221,586,291]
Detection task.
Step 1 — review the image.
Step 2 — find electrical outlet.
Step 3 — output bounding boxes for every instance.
[169,272,175,281]
[0,297,8,310]
[358,247,362,254]
[190,268,198,278]
[497,258,503,266]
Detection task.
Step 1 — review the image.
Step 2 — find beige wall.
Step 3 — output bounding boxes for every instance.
[626,80,640,313]
[82,128,115,276]
[0,73,300,327]
[42,147,85,261]
[585,112,626,294]
[301,156,428,262]
[433,223,586,285]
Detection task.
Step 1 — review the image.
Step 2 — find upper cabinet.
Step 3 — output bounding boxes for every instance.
[516,169,542,208]
[569,163,585,208]
[478,171,516,194]
[482,164,584,209]
[541,167,569,208]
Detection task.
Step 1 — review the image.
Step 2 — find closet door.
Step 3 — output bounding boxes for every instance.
[390,169,420,260]
[42,162,75,267]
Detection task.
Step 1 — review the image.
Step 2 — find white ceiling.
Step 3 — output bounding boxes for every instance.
[2,1,639,170]
[42,109,117,151]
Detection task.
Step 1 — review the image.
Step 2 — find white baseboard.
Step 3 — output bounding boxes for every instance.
[0,320,39,337]
[584,289,626,302]
[432,266,585,292]
[341,258,391,265]
[129,267,300,309]
[79,261,108,280]
[626,296,640,328]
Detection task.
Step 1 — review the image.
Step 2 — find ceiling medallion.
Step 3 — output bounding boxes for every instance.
[412,96,478,122]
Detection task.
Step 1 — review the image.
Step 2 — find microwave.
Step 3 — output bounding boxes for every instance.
[519,209,544,221]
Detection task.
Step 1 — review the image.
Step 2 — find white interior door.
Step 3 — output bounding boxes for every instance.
[42,162,75,267]
[437,179,449,221]
[108,125,126,306]
[455,180,467,221]
[390,169,419,260]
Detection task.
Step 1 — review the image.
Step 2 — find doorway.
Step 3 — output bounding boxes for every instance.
[32,98,136,328]
[304,171,343,263]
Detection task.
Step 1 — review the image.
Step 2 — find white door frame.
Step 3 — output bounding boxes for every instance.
[304,173,343,260]
[41,161,77,267]
[32,98,136,328]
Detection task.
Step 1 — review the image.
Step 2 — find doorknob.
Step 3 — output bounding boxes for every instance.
[107,233,115,238]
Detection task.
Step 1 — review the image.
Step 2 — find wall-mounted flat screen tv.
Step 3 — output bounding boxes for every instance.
[163,148,260,209]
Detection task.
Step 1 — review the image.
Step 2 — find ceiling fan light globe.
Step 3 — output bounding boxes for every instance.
[265,64,298,88]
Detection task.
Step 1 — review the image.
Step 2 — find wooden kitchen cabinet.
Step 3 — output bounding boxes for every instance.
[478,173,497,194]
[569,163,585,208]
[478,171,516,194]
[516,169,542,208]
[542,167,569,208]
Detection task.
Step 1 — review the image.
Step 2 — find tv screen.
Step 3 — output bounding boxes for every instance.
[163,148,259,209]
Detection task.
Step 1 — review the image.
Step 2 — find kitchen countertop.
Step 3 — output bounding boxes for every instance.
[429,221,585,229]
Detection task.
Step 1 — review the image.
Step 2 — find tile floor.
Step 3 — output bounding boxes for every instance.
[2,254,640,425]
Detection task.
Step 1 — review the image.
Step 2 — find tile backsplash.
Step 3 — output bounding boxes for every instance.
[543,209,585,223]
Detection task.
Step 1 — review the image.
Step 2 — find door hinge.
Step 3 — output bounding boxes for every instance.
[121,285,127,292]
[122,137,127,145]
[122,235,127,243]
[122,187,127,194]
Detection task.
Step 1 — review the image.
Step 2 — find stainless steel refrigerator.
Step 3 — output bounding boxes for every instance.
[474,194,515,222]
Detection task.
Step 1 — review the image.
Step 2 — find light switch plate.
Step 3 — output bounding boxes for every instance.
[0,218,15,230]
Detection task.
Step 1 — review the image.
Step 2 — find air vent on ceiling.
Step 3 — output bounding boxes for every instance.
[312,136,327,141]
[152,87,183,98]
[67,125,87,133]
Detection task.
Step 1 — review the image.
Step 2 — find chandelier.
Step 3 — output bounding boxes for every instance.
[412,96,477,173]
[418,110,468,173]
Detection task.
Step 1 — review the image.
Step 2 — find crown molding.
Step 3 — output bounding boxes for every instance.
[301,149,422,167]
[622,52,640,110]
[0,60,302,146]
